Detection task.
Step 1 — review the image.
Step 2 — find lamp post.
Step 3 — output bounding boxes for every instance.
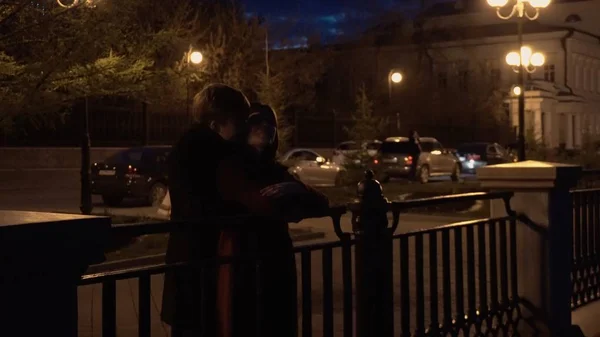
[388,70,403,133]
[57,0,97,214]
[184,47,203,121]
[505,46,545,157]
[487,0,550,161]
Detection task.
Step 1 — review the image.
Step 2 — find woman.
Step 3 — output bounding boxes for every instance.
[216,104,329,337]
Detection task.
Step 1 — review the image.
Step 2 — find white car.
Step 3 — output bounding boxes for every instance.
[280,148,346,186]
[332,140,382,166]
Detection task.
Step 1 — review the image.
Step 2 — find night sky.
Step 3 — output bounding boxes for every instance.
[242,0,430,47]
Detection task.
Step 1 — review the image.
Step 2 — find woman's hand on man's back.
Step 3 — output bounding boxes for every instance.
[260,182,308,198]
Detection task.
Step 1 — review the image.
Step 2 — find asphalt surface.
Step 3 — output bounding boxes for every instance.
[0,169,485,337]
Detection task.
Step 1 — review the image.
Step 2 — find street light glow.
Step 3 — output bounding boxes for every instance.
[190,51,203,64]
[390,72,403,83]
[512,86,522,96]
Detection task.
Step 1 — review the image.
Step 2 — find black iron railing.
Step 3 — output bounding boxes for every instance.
[571,186,600,309]
[78,192,523,337]
[392,216,521,336]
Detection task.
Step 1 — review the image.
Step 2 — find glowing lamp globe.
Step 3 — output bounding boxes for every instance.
[505,52,521,66]
[190,51,203,64]
[520,46,533,66]
[390,72,403,83]
[529,0,551,8]
[513,86,522,96]
[530,52,545,67]
[487,0,509,7]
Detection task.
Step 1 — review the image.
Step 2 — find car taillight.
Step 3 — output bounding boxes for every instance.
[373,159,379,164]
[125,165,141,178]
[467,154,481,161]
[404,156,413,165]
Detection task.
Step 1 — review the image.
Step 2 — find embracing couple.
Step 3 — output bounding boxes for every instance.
[160,84,330,337]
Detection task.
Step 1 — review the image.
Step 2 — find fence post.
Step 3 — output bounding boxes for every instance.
[0,211,110,337]
[350,170,393,337]
[478,160,582,337]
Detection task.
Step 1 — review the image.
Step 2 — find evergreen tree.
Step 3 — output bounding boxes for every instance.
[344,83,387,143]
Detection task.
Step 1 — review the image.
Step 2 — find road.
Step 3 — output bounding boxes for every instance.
[0,170,485,337]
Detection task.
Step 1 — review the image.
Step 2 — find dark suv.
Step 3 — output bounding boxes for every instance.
[372,137,461,183]
[91,146,170,206]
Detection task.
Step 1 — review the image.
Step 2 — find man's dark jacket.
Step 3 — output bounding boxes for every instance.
[161,124,242,333]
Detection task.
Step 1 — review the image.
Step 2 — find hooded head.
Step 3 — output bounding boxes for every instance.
[247,103,279,160]
[191,83,250,142]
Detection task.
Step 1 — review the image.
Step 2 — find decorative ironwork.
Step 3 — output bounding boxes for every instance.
[571,188,600,309]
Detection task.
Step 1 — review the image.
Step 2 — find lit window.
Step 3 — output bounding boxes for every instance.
[437,71,447,88]
[544,64,555,83]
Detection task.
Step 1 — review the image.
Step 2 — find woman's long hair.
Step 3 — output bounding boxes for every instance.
[248,103,279,162]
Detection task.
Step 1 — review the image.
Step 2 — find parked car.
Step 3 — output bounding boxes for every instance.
[456,142,515,174]
[280,148,346,186]
[371,137,461,183]
[332,140,382,166]
[91,146,170,206]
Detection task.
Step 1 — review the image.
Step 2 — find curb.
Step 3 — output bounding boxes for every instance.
[86,229,326,274]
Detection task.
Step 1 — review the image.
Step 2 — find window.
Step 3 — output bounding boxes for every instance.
[381,141,416,154]
[432,142,443,151]
[338,142,358,151]
[584,67,590,91]
[559,113,567,146]
[458,70,469,91]
[437,71,448,88]
[491,68,501,86]
[544,64,555,82]
[575,65,582,87]
[487,145,497,154]
[294,151,318,161]
[106,149,143,164]
[420,141,435,152]
[572,115,577,147]
[541,112,546,142]
[495,144,507,155]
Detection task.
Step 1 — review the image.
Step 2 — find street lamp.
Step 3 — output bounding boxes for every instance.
[505,46,545,72]
[388,71,403,100]
[189,51,203,65]
[388,70,403,132]
[487,0,551,162]
[184,47,203,121]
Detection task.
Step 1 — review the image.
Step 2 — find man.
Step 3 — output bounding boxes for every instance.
[161,83,254,336]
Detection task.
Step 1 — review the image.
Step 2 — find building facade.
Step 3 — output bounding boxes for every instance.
[406,0,600,149]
